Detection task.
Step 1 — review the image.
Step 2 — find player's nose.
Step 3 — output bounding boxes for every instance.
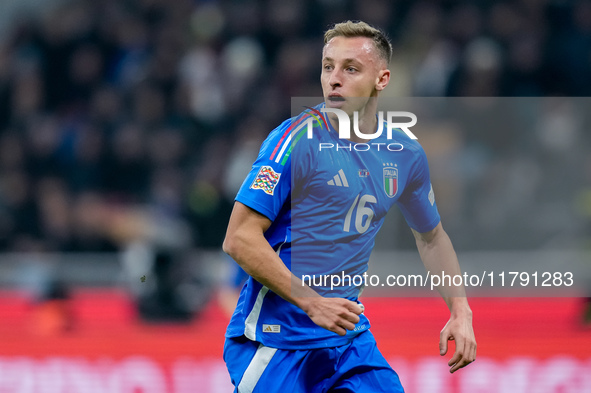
[329,68,343,88]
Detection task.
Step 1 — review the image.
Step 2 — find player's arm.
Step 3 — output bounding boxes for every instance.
[411,222,477,373]
[223,201,362,336]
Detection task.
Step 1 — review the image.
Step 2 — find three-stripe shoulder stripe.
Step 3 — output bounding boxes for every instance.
[269,109,327,166]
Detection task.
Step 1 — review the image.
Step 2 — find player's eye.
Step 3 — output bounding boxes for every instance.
[346,67,357,73]
[323,64,333,71]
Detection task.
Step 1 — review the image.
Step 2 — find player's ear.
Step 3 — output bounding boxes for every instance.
[375,69,390,91]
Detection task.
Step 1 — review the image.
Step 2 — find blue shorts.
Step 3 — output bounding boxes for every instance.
[223,330,404,393]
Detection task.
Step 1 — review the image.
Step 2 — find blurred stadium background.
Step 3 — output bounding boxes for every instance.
[0,0,590,391]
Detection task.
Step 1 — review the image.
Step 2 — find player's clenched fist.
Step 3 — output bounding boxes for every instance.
[300,297,363,336]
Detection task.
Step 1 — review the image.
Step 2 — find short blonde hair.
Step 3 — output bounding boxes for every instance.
[324,21,392,64]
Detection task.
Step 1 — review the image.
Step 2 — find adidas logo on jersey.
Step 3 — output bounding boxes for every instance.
[262,324,281,333]
[327,169,349,187]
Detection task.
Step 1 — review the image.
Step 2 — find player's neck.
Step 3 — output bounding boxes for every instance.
[327,108,379,144]
[349,113,377,143]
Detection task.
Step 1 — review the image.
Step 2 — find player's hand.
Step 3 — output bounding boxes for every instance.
[439,311,476,373]
[301,297,363,336]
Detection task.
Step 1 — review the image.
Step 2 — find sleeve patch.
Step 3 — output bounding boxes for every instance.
[250,166,281,195]
[428,184,435,206]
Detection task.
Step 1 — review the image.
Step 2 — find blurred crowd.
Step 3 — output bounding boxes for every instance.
[0,0,590,254]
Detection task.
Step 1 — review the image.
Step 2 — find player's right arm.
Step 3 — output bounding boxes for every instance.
[223,201,362,336]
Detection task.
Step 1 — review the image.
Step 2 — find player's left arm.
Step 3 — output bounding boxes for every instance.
[411,222,477,373]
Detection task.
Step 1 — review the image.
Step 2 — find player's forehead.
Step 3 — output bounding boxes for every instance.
[322,36,380,65]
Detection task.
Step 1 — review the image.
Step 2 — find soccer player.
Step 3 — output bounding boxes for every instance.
[222,21,476,392]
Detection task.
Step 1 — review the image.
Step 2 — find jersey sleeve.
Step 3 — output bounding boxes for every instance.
[396,145,441,233]
[235,119,293,221]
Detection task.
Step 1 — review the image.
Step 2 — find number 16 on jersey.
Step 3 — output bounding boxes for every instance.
[343,194,376,234]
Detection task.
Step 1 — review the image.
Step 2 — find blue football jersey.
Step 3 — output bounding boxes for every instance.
[226,103,440,349]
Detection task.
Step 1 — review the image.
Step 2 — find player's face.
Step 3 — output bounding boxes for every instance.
[321,36,389,116]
